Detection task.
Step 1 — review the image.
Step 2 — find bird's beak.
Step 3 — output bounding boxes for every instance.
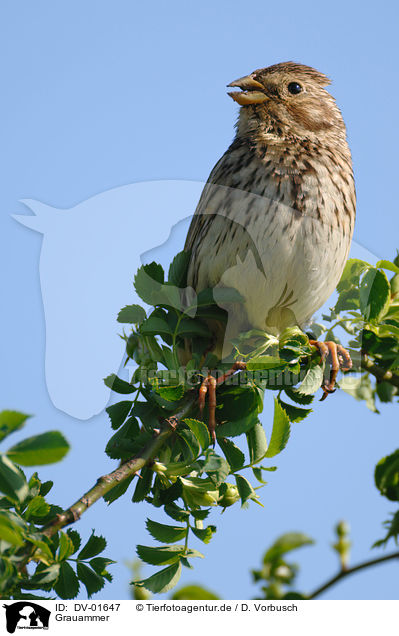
[227,74,268,105]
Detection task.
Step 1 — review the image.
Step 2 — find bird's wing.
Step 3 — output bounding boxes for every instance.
[184,153,228,254]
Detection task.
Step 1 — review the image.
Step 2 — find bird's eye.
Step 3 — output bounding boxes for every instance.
[287,82,302,95]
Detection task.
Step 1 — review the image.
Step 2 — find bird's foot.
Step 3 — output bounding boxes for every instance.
[198,361,247,444]
[309,340,352,401]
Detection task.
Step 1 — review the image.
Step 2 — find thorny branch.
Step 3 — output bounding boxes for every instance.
[308,550,399,599]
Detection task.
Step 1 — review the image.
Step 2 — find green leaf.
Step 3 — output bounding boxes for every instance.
[159,478,183,505]
[201,452,230,486]
[156,384,185,402]
[106,401,133,429]
[77,562,105,597]
[132,466,154,502]
[30,503,63,526]
[235,474,257,506]
[0,454,29,502]
[25,495,51,521]
[184,418,211,451]
[54,561,80,599]
[375,260,399,275]
[337,258,369,292]
[78,532,107,560]
[30,538,54,565]
[27,537,53,563]
[104,475,135,504]
[359,268,390,321]
[136,544,185,566]
[145,334,165,362]
[335,289,359,312]
[57,531,76,561]
[0,411,30,443]
[213,287,245,304]
[190,509,211,520]
[39,480,54,497]
[218,386,260,421]
[196,287,244,307]
[277,398,312,423]
[264,399,291,458]
[279,326,310,347]
[140,316,173,337]
[180,477,219,507]
[284,387,314,405]
[247,356,288,371]
[135,561,182,594]
[117,304,146,324]
[164,503,190,522]
[252,467,269,484]
[90,556,115,575]
[0,555,17,587]
[105,417,141,460]
[191,525,217,544]
[297,364,324,395]
[134,264,182,310]
[162,346,179,371]
[0,512,25,546]
[171,584,220,600]
[196,305,228,323]
[26,473,40,498]
[176,319,210,338]
[104,374,136,394]
[129,401,158,430]
[3,592,53,601]
[6,432,69,466]
[217,437,245,470]
[376,381,396,403]
[177,429,200,458]
[145,519,187,544]
[134,262,165,304]
[375,450,399,501]
[216,413,258,438]
[263,532,314,562]
[67,530,81,554]
[168,251,190,287]
[29,563,59,586]
[246,421,268,464]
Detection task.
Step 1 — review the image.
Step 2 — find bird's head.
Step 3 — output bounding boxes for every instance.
[228,62,346,139]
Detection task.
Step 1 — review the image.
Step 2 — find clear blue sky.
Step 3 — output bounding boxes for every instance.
[1,0,399,600]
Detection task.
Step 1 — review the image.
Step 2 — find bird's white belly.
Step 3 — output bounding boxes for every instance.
[192,187,350,335]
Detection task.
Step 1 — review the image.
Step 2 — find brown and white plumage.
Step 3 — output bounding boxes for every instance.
[184,62,355,355]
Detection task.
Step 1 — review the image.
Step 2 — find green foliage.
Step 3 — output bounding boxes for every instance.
[100,251,399,594]
[117,304,147,325]
[3,250,399,599]
[171,583,220,600]
[374,449,399,547]
[0,412,114,599]
[251,532,314,599]
[6,432,69,466]
[375,451,399,502]
[323,257,399,411]
[264,399,290,458]
[0,411,31,443]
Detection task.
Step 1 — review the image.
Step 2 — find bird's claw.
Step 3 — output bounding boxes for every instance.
[309,340,352,401]
[199,373,217,444]
[198,361,247,445]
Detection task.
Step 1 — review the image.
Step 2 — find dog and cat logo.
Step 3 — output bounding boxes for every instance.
[2,603,50,633]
